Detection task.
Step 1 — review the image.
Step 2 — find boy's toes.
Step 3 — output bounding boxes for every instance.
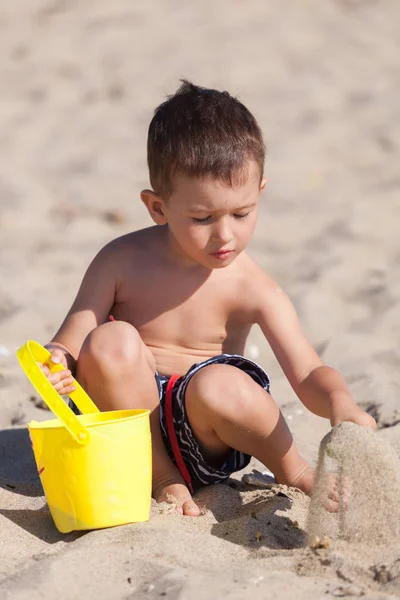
[154,481,202,517]
[324,497,340,513]
[329,487,340,503]
[178,499,201,517]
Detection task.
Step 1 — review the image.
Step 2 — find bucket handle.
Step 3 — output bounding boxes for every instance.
[16,340,100,446]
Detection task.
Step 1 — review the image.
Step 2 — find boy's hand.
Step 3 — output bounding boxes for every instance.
[330,397,376,431]
[38,347,76,396]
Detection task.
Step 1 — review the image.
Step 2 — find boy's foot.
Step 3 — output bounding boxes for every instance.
[289,464,315,496]
[290,464,349,512]
[153,480,201,516]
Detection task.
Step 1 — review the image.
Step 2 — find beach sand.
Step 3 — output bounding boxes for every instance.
[1,0,400,597]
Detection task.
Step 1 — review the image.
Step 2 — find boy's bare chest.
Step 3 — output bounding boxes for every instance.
[111,265,253,359]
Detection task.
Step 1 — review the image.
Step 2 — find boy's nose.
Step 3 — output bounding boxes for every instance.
[211,218,232,245]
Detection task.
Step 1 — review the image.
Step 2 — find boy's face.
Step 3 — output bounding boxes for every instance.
[143,161,266,269]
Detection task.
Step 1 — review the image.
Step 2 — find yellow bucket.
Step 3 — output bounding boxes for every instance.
[16,340,152,533]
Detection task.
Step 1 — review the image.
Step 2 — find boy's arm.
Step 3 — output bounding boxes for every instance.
[255,275,376,430]
[46,243,120,372]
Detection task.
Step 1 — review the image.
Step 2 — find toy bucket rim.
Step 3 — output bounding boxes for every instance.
[28,408,151,431]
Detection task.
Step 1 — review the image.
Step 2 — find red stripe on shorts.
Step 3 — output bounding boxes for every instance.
[165,374,194,493]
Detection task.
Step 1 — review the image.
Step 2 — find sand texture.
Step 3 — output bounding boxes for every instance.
[1,0,400,598]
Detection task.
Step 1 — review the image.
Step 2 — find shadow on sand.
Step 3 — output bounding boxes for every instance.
[0,427,42,496]
[0,427,85,543]
[198,480,306,550]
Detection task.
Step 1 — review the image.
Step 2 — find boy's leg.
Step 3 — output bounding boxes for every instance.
[185,364,314,494]
[76,321,200,516]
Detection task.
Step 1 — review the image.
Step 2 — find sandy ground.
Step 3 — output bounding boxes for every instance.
[1,0,400,598]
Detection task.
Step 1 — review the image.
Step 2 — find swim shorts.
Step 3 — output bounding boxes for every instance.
[69,353,271,493]
[158,354,270,492]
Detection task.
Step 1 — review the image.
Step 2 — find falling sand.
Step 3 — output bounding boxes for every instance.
[307,422,400,545]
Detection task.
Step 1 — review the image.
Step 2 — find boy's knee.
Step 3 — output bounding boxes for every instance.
[187,364,254,415]
[79,321,144,371]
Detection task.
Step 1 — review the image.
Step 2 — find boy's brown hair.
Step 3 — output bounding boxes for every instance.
[147,80,265,198]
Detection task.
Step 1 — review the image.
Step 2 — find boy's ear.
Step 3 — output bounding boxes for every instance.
[140,189,168,225]
[260,177,268,193]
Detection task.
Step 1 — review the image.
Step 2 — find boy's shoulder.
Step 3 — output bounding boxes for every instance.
[89,227,162,282]
[105,225,159,249]
[235,255,293,327]
[234,253,284,308]
[239,253,280,290]
[99,226,161,259]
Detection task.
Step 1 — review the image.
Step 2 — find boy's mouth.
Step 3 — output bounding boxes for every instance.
[210,249,234,260]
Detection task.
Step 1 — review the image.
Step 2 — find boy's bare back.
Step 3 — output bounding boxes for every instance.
[53,224,276,376]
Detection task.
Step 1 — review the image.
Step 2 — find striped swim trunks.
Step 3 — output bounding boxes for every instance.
[158,354,271,492]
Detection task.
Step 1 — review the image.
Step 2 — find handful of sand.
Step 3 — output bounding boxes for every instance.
[307,422,400,544]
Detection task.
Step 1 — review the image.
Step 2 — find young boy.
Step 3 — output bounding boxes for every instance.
[40,81,375,517]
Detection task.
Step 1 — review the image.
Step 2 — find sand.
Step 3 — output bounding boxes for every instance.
[308,422,400,544]
[1,0,400,597]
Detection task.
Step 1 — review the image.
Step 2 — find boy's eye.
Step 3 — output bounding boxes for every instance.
[192,216,211,223]
[233,212,250,220]
[192,211,251,224]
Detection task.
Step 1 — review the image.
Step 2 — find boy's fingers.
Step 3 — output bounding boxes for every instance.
[48,370,72,385]
[52,374,74,387]
[37,362,50,377]
[49,349,67,367]
[36,358,75,395]
[63,385,76,395]
[36,361,50,375]
[54,382,76,395]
